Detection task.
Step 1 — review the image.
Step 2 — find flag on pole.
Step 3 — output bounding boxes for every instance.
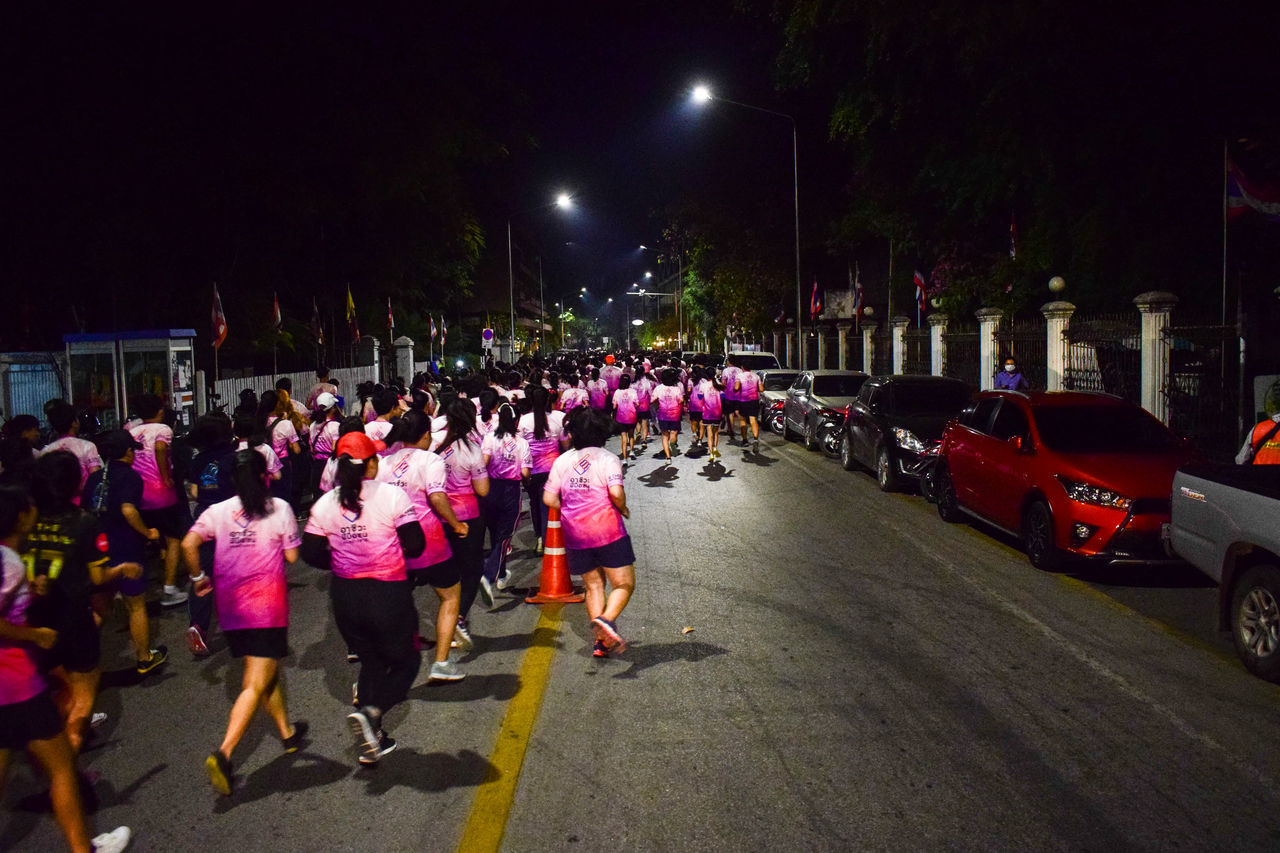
[809,279,822,320]
[1009,213,1018,259]
[1227,154,1280,222]
[851,263,864,330]
[345,285,359,343]
[272,292,283,332]
[211,285,228,350]
[310,296,324,345]
[386,297,394,334]
[774,306,785,325]
[913,269,927,315]
[440,316,447,347]
[430,315,438,339]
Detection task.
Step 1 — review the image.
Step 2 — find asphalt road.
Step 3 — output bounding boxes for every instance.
[5,427,1280,852]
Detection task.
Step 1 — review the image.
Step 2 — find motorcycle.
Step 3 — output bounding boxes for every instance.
[908,440,945,502]
[765,399,786,435]
[817,407,847,459]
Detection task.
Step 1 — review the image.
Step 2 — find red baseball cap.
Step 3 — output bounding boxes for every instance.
[335,432,385,461]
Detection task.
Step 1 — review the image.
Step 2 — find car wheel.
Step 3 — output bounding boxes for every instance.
[1231,565,1280,682]
[1022,500,1064,571]
[935,464,962,522]
[875,444,898,492]
[840,433,858,471]
[804,418,819,451]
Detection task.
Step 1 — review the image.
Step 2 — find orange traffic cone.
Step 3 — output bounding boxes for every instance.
[525,506,585,604]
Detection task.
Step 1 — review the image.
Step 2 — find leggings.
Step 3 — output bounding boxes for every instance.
[447,516,485,620]
[524,473,551,540]
[481,478,522,583]
[330,576,419,716]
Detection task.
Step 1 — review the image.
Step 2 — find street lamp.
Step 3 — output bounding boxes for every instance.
[691,83,802,367]
[509,192,573,362]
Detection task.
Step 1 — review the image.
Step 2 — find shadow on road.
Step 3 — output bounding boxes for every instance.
[357,747,496,794]
[638,467,679,488]
[408,672,522,703]
[696,462,734,482]
[739,450,779,467]
[212,752,351,811]
[607,640,727,680]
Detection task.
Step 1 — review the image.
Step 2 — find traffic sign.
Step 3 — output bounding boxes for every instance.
[481,327,494,349]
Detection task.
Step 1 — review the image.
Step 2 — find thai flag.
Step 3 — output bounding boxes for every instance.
[914,270,927,314]
[386,297,394,334]
[809,279,822,319]
[430,316,438,339]
[272,292,282,331]
[310,296,324,345]
[211,285,228,350]
[1227,154,1280,222]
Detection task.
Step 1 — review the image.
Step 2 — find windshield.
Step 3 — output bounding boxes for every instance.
[734,354,780,370]
[1034,405,1182,453]
[892,382,972,416]
[763,372,799,391]
[812,375,868,398]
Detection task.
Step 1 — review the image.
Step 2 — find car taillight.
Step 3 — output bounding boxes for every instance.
[769,400,785,411]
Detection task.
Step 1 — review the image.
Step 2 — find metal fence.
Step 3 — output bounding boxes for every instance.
[1164,325,1241,462]
[942,325,979,386]
[1,355,66,422]
[903,328,931,375]
[871,327,893,375]
[212,365,380,417]
[1063,312,1140,404]
[996,317,1047,390]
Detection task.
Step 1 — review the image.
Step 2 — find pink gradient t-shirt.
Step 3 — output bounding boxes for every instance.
[698,380,722,420]
[269,418,299,459]
[481,433,531,481]
[613,388,638,424]
[376,447,452,569]
[305,480,418,581]
[310,419,340,460]
[190,497,300,630]
[653,385,684,421]
[737,370,761,401]
[39,436,102,505]
[238,440,283,477]
[364,420,394,444]
[0,546,44,705]
[430,437,488,520]
[720,365,741,401]
[560,387,589,412]
[601,365,623,393]
[129,422,176,509]
[544,447,627,550]
[519,410,566,474]
[587,379,608,410]
[634,377,654,410]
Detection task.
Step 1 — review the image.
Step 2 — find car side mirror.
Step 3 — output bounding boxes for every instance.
[1009,435,1032,453]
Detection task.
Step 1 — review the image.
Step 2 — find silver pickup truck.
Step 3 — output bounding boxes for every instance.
[1166,464,1280,681]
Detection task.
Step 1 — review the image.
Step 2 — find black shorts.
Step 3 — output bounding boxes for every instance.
[722,399,739,415]
[36,599,100,674]
[689,411,703,424]
[737,400,760,419]
[140,503,187,539]
[0,691,63,749]
[566,535,636,575]
[225,627,289,659]
[658,419,680,433]
[409,559,461,589]
[636,410,651,421]
[617,422,636,435]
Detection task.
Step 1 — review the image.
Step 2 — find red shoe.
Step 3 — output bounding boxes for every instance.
[592,640,608,658]
[187,626,209,657]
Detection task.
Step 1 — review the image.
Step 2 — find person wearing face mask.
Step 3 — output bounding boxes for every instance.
[994,357,1030,391]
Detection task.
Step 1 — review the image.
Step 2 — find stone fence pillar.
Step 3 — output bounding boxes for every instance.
[861,322,878,375]
[1134,291,1179,423]
[772,330,782,359]
[927,313,949,376]
[975,307,1004,391]
[357,335,381,381]
[394,336,415,385]
[816,327,828,370]
[785,330,797,369]
[1041,301,1076,392]
[837,324,851,371]
[890,316,910,375]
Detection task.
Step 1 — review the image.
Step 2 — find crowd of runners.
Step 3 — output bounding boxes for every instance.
[0,350,763,850]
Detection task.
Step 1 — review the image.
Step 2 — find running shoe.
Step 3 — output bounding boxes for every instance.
[753,438,760,453]
[160,587,188,608]
[592,640,608,658]
[358,733,397,766]
[136,646,168,675]
[428,660,466,682]
[412,634,437,652]
[495,570,512,591]
[536,537,544,554]
[452,619,473,651]
[90,712,108,729]
[351,682,359,709]
[347,708,382,763]
[186,625,209,657]
[281,720,309,753]
[90,826,132,853]
[478,575,495,609]
[205,750,233,796]
[346,650,360,663]
[590,617,627,653]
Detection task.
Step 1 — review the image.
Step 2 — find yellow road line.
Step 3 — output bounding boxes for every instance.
[456,604,563,853]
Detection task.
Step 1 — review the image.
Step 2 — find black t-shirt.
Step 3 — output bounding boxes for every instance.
[83,460,147,564]
[187,443,237,514]
[22,509,108,620]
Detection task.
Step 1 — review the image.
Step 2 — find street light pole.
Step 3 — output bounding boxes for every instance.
[507,219,516,362]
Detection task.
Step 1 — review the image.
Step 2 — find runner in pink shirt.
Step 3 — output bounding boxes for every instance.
[479,403,530,600]
[633,369,654,447]
[37,402,102,505]
[377,411,468,683]
[720,357,742,438]
[735,366,763,452]
[129,394,188,607]
[559,374,589,413]
[652,368,686,464]
[543,408,635,657]
[302,432,425,765]
[612,375,639,461]
[518,387,568,551]
[586,368,608,412]
[698,373,725,458]
[182,450,306,796]
[687,367,707,448]
[600,357,623,400]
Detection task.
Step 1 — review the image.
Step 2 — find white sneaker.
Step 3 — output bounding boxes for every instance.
[428,659,465,682]
[478,575,495,609]
[535,536,543,554]
[92,826,132,853]
[160,587,188,607]
[495,571,512,591]
[452,620,473,652]
[90,712,108,729]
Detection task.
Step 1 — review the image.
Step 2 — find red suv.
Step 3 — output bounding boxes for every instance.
[935,391,1193,569]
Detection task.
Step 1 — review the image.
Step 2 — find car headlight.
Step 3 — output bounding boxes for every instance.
[1055,476,1133,510]
[893,427,927,454]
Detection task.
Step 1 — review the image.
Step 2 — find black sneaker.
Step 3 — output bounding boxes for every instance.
[136,646,168,676]
[281,720,309,753]
[347,707,382,763]
[358,733,397,766]
[205,750,232,796]
[592,640,608,658]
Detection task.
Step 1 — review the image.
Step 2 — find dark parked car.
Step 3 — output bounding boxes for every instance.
[782,370,869,451]
[840,375,973,491]
[935,391,1194,570]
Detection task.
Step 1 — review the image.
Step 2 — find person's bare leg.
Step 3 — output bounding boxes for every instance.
[258,670,293,738]
[434,584,461,664]
[162,536,180,589]
[61,669,100,755]
[25,736,93,853]
[661,431,671,460]
[122,594,150,661]
[581,569,606,620]
[599,564,636,622]
[220,656,279,759]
